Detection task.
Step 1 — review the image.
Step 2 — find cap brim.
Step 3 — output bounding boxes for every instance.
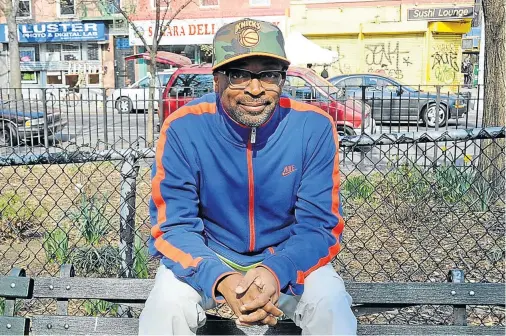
[212,52,291,71]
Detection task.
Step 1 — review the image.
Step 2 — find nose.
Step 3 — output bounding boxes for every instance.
[245,78,265,96]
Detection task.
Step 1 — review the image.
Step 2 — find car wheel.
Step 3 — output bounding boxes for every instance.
[116,97,133,114]
[422,103,448,128]
[0,125,17,146]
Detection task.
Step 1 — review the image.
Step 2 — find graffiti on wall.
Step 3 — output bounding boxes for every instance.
[431,43,460,84]
[332,45,352,75]
[365,41,410,79]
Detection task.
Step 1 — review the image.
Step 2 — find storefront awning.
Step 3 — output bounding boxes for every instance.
[285,32,339,65]
[124,51,192,67]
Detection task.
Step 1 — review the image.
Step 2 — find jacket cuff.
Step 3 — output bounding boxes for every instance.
[260,255,296,292]
[201,261,240,303]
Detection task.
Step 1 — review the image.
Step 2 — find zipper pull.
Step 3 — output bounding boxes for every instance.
[250,127,257,144]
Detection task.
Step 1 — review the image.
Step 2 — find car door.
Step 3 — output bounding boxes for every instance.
[130,76,150,110]
[364,76,399,122]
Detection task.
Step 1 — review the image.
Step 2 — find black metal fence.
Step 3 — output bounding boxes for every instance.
[0,84,483,154]
[0,126,504,326]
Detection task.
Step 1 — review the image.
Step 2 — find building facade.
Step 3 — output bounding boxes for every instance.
[289,0,474,86]
[126,0,289,83]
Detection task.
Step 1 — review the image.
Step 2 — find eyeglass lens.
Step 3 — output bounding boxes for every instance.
[228,69,283,87]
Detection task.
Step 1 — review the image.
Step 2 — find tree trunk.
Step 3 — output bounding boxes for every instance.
[478,0,505,194]
[6,0,22,100]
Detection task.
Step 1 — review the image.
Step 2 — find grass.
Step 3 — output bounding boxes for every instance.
[43,227,70,264]
[0,191,45,241]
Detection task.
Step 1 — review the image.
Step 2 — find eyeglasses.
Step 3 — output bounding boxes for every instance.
[217,68,286,89]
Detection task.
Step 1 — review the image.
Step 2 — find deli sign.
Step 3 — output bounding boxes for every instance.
[408,7,474,21]
[129,16,286,46]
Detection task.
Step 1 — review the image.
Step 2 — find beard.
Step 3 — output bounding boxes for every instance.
[227,97,277,127]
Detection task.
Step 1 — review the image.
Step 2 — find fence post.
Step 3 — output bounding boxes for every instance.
[158,87,164,133]
[119,152,140,278]
[448,269,467,326]
[435,85,441,132]
[41,88,49,150]
[102,88,109,149]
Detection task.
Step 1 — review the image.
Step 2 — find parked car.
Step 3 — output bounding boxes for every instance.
[328,74,470,127]
[161,64,376,137]
[0,100,67,146]
[109,70,175,113]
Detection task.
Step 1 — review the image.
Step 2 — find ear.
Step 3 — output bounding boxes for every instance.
[213,73,219,92]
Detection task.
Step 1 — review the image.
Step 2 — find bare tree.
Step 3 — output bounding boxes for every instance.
[0,0,22,99]
[478,0,505,192]
[112,0,196,145]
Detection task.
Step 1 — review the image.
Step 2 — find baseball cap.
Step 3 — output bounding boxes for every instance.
[212,18,290,70]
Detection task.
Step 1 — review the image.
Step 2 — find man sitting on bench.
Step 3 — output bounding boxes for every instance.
[139,18,357,335]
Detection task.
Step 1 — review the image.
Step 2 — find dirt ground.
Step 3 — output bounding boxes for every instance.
[0,162,504,326]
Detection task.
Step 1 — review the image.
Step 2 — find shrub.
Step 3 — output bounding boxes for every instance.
[43,227,70,264]
[72,245,120,276]
[69,192,110,246]
[342,175,374,201]
[0,192,43,241]
[83,299,119,317]
[133,237,149,279]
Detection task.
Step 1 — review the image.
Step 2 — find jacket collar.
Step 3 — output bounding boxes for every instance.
[215,93,282,146]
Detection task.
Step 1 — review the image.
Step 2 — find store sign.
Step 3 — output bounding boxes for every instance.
[408,7,474,21]
[129,16,286,46]
[0,22,107,43]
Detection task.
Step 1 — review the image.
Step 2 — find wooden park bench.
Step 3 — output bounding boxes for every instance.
[1,265,504,335]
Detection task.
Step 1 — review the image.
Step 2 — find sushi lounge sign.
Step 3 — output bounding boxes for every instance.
[408,6,474,21]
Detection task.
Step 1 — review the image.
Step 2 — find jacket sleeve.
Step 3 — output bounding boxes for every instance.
[149,122,237,302]
[261,118,344,295]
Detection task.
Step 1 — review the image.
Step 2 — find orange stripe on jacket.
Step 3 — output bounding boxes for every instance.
[280,97,345,285]
[151,102,217,268]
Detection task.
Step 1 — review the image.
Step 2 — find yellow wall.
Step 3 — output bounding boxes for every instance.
[290,2,472,86]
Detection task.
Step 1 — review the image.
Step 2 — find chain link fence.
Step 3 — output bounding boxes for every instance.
[0,122,503,326]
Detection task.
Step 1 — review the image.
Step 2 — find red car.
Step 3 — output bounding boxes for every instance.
[161,64,376,136]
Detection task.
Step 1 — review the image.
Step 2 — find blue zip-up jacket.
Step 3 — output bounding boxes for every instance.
[149,93,344,302]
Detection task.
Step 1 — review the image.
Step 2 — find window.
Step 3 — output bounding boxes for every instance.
[46,44,61,61]
[47,72,63,85]
[150,0,170,9]
[20,46,37,62]
[250,0,270,6]
[87,74,100,85]
[87,44,99,61]
[62,44,81,61]
[59,0,76,16]
[21,71,37,83]
[172,74,214,97]
[17,0,32,18]
[200,0,218,6]
[284,76,315,101]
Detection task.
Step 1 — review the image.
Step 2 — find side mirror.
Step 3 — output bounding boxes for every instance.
[169,87,180,97]
[397,87,404,96]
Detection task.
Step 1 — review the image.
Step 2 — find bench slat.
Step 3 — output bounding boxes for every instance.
[30,316,506,335]
[32,278,505,305]
[357,325,506,335]
[0,316,29,335]
[0,277,31,299]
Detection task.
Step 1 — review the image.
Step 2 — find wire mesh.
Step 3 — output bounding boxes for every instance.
[0,86,503,327]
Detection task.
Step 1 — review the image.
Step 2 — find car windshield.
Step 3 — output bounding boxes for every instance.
[304,71,343,98]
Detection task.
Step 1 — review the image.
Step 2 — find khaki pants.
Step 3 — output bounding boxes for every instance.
[139,263,357,335]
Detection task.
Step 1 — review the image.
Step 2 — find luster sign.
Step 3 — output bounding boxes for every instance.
[19,22,107,42]
[0,22,107,43]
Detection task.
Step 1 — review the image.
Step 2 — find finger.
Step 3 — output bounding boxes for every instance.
[240,292,271,312]
[262,301,283,317]
[235,269,259,294]
[238,309,268,323]
[261,315,278,326]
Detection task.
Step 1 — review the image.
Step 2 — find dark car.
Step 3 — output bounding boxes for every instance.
[328,74,470,127]
[0,100,67,146]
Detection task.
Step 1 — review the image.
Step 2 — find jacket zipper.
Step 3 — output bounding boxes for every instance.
[247,127,256,252]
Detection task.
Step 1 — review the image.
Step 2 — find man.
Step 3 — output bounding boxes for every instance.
[321,65,329,79]
[139,18,356,335]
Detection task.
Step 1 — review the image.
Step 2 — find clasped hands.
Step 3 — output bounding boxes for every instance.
[216,266,283,326]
